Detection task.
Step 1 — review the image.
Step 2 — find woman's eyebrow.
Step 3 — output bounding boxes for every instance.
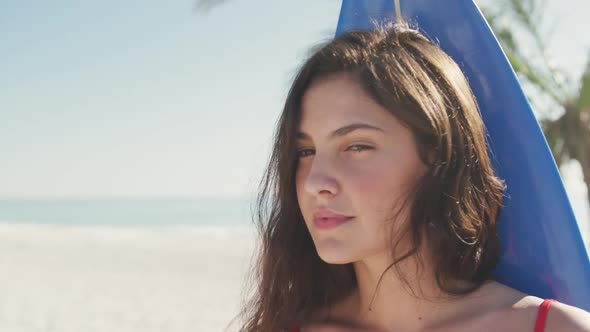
[297,123,384,141]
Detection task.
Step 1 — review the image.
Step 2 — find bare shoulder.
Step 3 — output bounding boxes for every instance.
[492,283,590,331]
[543,301,590,331]
[464,282,588,331]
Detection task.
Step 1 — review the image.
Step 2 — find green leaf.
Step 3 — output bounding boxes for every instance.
[577,54,590,110]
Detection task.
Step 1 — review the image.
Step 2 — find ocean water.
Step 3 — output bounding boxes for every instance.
[0,197,255,227]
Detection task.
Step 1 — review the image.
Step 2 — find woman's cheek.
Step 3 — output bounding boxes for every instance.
[346,155,394,194]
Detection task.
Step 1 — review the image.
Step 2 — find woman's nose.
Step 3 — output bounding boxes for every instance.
[303,155,340,197]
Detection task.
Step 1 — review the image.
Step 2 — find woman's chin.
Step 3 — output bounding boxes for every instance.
[319,255,352,265]
[316,248,355,264]
[312,237,360,264]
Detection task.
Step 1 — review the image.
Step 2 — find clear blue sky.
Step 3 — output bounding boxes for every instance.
[0,0,342,199]
[1,0,589,207]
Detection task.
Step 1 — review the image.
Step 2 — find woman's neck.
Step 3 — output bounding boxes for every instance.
[347,252,481,331]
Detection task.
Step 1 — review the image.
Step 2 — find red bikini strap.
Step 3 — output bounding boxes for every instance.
[534,299,555,332]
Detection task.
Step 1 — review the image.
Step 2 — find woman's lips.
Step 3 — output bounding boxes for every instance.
[312,208,354,230]
[314,216,354,229]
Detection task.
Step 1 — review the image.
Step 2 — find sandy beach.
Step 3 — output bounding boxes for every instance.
[0,220,587,332]
[0,223,257,332]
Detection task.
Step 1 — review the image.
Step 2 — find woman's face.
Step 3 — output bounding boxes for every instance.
[295,72,428,264]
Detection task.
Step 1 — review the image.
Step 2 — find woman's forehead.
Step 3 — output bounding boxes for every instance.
[302,73,369,109]
[299,74,402,136]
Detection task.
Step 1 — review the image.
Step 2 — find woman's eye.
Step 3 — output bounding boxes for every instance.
[296,145,373,159]
[346,145,374,153]
[297,149,315,158]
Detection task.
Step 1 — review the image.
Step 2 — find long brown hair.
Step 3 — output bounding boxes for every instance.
[235,23,505,332]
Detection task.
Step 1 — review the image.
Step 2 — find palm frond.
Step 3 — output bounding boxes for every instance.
[492,24,565,108]
[196,0,231,13]
[577,53,590,112]
[486,0,570,104]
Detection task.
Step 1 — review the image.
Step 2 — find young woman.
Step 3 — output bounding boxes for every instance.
[236,23,590,332]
